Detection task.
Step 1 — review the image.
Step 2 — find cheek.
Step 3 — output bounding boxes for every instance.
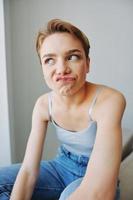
[76,64,88,81]
[76,63,87,74]
[42,67,50,78]
[42,69,55,86]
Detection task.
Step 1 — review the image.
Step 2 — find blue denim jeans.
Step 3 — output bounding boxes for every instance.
[0,145,120,200]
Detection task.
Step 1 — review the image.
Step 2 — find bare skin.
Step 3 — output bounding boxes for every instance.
[10,33,126,200]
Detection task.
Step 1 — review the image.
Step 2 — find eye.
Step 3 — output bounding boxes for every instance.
[44,58,55,65]
[68,54,80,61]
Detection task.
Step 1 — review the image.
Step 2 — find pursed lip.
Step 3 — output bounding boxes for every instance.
[56,76,76,82]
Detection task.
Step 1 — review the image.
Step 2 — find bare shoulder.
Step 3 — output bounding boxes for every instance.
[100,85,126,105]
[94,84,126,122]
[101,85,126,106]
[32,92,51,122]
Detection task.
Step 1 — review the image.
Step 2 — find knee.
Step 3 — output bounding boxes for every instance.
[0,165,20,198]
[0,164,20,185]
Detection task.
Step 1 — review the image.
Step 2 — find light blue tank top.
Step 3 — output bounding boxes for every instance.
[48,87,102,157]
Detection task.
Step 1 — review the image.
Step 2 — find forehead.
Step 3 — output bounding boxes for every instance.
[40,33,84,56]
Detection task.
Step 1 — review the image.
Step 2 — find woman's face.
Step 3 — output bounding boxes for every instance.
[40,33,89,96]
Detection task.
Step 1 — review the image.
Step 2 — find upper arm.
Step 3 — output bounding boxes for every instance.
[22,95,49,173]
[83,89,126,199]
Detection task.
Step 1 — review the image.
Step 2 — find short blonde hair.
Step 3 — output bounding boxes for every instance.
[36,19,90,61]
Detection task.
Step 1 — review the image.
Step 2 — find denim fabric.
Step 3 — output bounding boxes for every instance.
[0,145,120,200]
[59,178,120,200]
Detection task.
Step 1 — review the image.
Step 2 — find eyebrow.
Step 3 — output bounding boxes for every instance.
[42,49,82,59]
[65,49,82,54]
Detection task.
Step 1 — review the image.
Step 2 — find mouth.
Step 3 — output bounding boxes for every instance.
[56,76,76,82]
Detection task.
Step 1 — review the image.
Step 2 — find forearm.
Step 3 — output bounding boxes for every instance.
[80,176,117,200]
[67,182,116,200]
[79,124,122,200]
[10,167,38,200]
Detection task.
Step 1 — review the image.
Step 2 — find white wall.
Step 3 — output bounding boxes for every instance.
[4,0,133,163]
[0,0,12,166]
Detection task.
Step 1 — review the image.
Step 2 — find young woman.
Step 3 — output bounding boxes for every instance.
[0,19,126,200]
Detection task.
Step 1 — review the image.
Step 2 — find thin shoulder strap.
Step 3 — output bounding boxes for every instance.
[48,92,52,121]
[88,87,103,120]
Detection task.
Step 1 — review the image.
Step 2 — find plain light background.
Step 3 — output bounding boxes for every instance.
[0,0,12,166]
[1,0,133,165]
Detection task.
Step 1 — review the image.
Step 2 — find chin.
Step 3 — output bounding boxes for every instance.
[60,91,73,96]
[59,90,73,96]
[59,86,81,97]
[59,85,75,96]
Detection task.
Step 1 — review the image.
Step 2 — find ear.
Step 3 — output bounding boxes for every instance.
[86,57,90,73]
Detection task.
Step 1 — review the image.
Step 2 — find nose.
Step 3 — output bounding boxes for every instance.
[56,59,71,75]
